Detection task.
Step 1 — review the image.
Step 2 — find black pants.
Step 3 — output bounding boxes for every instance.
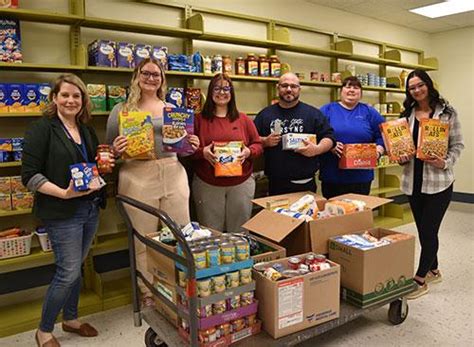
[408,184,453,278]
[268,177,316,196]
[321,182,371,199]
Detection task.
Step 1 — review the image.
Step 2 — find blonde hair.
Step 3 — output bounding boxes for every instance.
[126,58,167,111]
[43,73,92,123]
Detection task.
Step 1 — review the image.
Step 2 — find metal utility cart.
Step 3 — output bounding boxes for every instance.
[117,195,413,347]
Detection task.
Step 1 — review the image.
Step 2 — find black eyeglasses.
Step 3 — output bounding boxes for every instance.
[140,70,161,80]
[407,82,426,92]
[213,86,232,94]
[278,83,300,90]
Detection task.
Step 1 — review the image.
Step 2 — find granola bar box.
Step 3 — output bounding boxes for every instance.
[162,107,194,154]
[416,118,449,160]
[380,118,415,161]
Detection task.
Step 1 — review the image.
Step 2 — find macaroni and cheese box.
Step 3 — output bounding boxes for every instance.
[38,83,51,110]
[214,141,243,177]
[119,111,155,159]
[10,176,27,193]
[339,143,378,169]
[6,84,24,112]
[162,107,194,154]
[0,177,11,195]
[116,42,135,68]
[11,137,23,151]
[107,85,127,111]
[416,118,449,160]
[11,192,34,210]
[380,118,415,161]
[24,84,41,112]
[0,84,7,112]
[87,84,106,112]
[282,133,317,150]
[69,163,106,192]
[0,194,12,212]
[0,139,12,152]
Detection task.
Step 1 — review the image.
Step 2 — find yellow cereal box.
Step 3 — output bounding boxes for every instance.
[119,111,156,159]
[416,118,449,160]
[380,118,415,161]
[214,141,243,177]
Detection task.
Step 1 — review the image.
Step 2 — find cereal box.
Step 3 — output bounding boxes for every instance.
[0,138,12,151]
[0,151,10,162]
[0,84,8,112]
[134,44,151,66]
[11,192,34,210]
[6,84,24,112]
[87,84,106,112]
[281,133,317,150]
[416,118,449,160]
[166,88,185,108]
[0,177,11,195]
[38,83,51,110]
[107,85,127,111]
[69,163,106,192]
[162,107,194,154]
[11,137,23,151]
[88,40,116,67]
[214,141,243,177]
[116,42,135,68]
[10,176,27,193]
[0,18,22,63]
[24,84,41,112]
[339,143,378,169]
[119,111,155,159]
[152,46,168,70]
[380,118,415,161]
[185,88,201,113]
[0,0,19,8]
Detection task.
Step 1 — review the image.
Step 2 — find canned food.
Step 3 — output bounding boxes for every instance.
[178,270,187,288]
[272,263,285,273]
[198,304,213,318]
[206,245,220,267]
[197,278,212,297]
[253,262,268,272]
[212,54,223,73]
[212,274,226,293]
[298,268,310,276]
[227,295,241,310]
[310,71,319,81]
[191,247,207,269]
[314,254,326,263]
[240,291,254,306]
[282,269,300,278]
[226,271,240,288]
[213,300,227,315]
[264,267,282,281]
[232,318,246,332]
[220,242,235,264]
[299,263,309,272]
[304,254,315,266]
[235,240,250,261]
[310,263,320,272]
[288,257,301,270]
[246,313,257,326]
[239,267,252,285]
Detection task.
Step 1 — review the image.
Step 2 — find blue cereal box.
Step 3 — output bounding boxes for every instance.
[134,44,151,66]
[0,151,11,162]
[0,84,8,112]
[6,84,24,112]
[162,107,194,154]
[166,88,185,107]
[116,42,135,68]
[69,163,106,192]
[38,83,51,110]
[0,138,12,152]
[11,137,23,151]
[0,18,22,63]
[152,46,168,70]
[88,40,116,67]
[24,84,40,112]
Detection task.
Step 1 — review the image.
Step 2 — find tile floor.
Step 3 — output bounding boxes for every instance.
[1,202,472,347]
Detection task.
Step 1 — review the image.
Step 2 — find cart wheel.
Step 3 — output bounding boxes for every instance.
[145,327,167,347]
[388,299,408,325]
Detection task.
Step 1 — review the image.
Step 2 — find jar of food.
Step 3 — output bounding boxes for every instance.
[220,242,235,264]
[225,271,240,288]
[212,54,223,73]
[212,274,226,293]
[269,55,281,77]
[258,54,270,77]
[400,69,408,88]
[197,278,212,297]
[227,295,241,310]
[203,55,212,74]
[96,144,113,174]
[239,267,252,284]
[191,247,207,269]
[245,53,259,76]
[212,300,227,315]
[222,55,232,74]
[235,57,245,75]
[235,240,249,261]
[205,244,220,267]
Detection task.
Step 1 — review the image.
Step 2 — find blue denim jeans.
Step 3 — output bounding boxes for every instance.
[39,199,100,332]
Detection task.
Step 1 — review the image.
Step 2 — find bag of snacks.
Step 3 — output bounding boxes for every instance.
[416,118,449,160]
[214,141,243,177]
[119,110,155,159]
[380,118,415,161]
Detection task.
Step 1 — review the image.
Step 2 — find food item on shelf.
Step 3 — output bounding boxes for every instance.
[240,291,254,306]
[416,118,449,160]
[310,71,319,81]
[119,111,155,159]
[116,42,135,68]
[0,177,10,194]
[134,43,151,65]
[9,175,26,193]
[178,270,187,288]
[212,300,226,315]
[197,278,211,297]
[23,84,41,112]
[380,118,416,161]
[0,138,12,151]
[191,246,207,269]
[235,240,250,261]
[281,133,317,150]
[345,64,356,76]
[11,192,33,210]
[203,55,212,74]
[151,46,168,70]
[225,271,240,288]
[162,107,194,154]
[218,323,231,336]
[69,163,105,192]
[197,304,213,318]
[339,143,378,169]
[199,327,217,343]
[0,0,19,9]
[166,87,185,107]
[245,53,258,76]
[88,40,116,67]
[0,18,22,63]
[107,85,127,111]
[231,318,246,332]
[269,55,281,77]
[205,244,220,267]
[258,54,269,77]
[214,141,243,177]
[222,55,232,74]
[226,295,241,310]
[331,72,342,83]
[0,84,7,112]
[235,56,245,75]
[185,88,201,113]
[211,54,223,73]
[0,194,12,212]
[87,84,106,112]
[295,72,305,80]
[239,267,252,284]
[212,274,226,293]
[6,84,24,112]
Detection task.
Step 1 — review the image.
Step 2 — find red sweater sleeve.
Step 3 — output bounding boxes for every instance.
[242,114,263,159]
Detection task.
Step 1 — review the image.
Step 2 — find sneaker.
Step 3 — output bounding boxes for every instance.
[426,270,442,284]
[406,282,429,300]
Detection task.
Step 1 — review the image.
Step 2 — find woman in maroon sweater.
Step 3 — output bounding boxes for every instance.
[192,73,263,232]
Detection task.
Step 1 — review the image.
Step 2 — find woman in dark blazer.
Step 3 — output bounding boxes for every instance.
[21,74,108,347]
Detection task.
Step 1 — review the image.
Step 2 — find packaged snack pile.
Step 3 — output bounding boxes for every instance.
[333,230,412,250]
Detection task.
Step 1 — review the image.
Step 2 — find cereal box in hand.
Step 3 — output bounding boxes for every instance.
[380,118,415,161]
[339,143,377,169]
[416,118,449,160]
[214,141,243,177]
[119,111,155,159]
[162,107,194,154]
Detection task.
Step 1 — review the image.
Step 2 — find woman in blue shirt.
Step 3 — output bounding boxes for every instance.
[319,76,385,199]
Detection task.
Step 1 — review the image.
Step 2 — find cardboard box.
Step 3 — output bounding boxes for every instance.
[251,234,286,263]
[146,233,177,286]
[339,143,377,169]
[253,254,340,338]
[153,277,178,327]
[328,228,415,308]
[243,192,391,255]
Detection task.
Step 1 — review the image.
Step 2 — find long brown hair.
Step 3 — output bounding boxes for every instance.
[43,73,92,123]
[201,73,239,122]
[126,57,167,111]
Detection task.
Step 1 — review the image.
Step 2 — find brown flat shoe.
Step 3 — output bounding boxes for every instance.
[35,330,60,347]
[62,322,98,337]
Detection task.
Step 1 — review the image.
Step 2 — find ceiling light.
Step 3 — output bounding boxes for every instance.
[409,0,474,18]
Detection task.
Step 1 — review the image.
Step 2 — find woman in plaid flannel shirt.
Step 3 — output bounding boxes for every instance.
[398,69,464,300]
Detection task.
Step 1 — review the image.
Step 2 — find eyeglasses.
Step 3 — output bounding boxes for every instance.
[278,83,300,90]
[212,86,232,94]
[342,84,361,90]
[140,70,161,80]
[408,82,426,92]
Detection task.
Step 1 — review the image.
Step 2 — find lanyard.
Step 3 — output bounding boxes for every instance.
[59,121,89,162]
